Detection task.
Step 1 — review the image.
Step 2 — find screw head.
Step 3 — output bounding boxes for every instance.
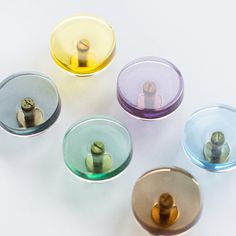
[211,131,225,146]
[91,141,105,155]
[21,98,35,112]
[159,193,174,209]
[143,81,157,95]
[77,39,90,52]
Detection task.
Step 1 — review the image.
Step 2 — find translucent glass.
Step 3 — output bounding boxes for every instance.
[117,57,184,119]
[183,105,236,171]
[132,167,202,235]
[63,116,132,181]
[0,72,61,136]
[50,15,116,76]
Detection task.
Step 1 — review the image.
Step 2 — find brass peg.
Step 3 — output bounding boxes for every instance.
[77,39,90,67]
[204,131,230,163]
[17,97,44,128]
[85,141,112,173]
[151,193,179,227]
[143,81,158,109]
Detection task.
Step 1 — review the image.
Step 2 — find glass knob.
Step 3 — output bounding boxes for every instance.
[0,72,61,136]
[117,57,184,119]
[63,116,132,181]
[50,14,116,76]
[183,105,236,171]
[132,167,202,235]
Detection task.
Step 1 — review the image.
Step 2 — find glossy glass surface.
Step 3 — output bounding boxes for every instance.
[63,116,132,181]
[50,15,116,76]
[0,72,61,136]
[132,167,202,235]
[117,57,184,119]
[183,105,236,171]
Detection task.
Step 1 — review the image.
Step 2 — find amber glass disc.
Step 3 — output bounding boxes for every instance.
[132,167,202,235]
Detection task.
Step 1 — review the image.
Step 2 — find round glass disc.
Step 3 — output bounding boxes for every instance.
[117,57,184,119]
[63,116,132,181]
[0,72,61,136]
[50,14,116,76]
[183,105,236,171]
[132,167,202,235]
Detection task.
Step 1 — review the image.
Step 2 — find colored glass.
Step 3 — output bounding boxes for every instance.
[132,167,202,235]
[0,72,61,136]
[117,57,184,119]
[183,105,236,171]
[50,15,116,76]
[63,116,132,181]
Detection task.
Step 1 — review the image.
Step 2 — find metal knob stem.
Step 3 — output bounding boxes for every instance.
[151,193,179,227]
[17,97,44,128]
[143,81,157,109]
[91,141,105,173]
[77,39,90,67]
[21,98,36,124]
[204,131,230,163]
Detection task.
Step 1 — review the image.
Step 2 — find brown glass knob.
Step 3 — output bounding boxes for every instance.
[132,167,202,235]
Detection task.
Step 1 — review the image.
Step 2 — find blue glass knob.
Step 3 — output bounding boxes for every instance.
[183,105,236,171]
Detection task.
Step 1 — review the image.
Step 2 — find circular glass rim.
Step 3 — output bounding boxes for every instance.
[63,116,133,182]
[50,14,116,76]
[0,71,61,136]
[132,167,202,235]
[182,104,236,172]
[117,57,184,119]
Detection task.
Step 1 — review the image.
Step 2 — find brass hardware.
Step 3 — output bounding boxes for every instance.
[17,98,44,128]
[151,193,179,227]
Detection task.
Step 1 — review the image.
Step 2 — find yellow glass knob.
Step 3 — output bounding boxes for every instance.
[50,15,116,76]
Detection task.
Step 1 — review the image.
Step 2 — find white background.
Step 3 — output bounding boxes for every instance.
[0,0,236,235]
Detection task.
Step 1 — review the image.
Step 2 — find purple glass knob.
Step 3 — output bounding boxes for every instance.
[117,57,184,119]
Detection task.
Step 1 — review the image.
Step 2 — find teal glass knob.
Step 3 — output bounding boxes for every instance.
[63,116,133,181]
[0,72,61,136]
